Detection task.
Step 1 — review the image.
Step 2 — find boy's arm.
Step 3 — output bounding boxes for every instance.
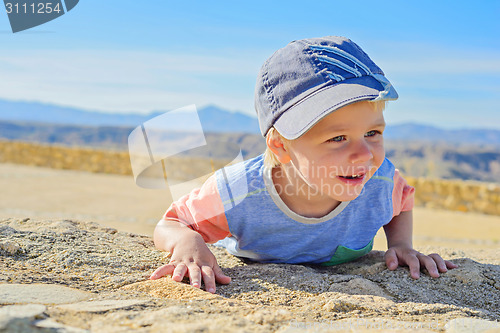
[383,210,458,279]
[150,219,231,293]
[149,175,232,293]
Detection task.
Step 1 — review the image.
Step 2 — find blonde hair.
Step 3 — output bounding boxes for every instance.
[263,100,387,169]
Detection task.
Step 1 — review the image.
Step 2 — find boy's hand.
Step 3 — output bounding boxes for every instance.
[384,246,458,279]
[150,222,231,293]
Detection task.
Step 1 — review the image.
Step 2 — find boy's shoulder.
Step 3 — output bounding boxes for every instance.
[376,157,395,175]
[217,154,265,179]
[215,154,265,187]
[215,154,266,211]
[241,153,265,170]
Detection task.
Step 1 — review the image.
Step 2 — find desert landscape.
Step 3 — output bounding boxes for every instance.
[1,143,500,332]
[2,1,499,331]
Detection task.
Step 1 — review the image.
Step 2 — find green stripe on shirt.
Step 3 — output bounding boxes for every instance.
[371,175,394,183]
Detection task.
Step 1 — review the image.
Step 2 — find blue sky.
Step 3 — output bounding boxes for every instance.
[1,0,499,129]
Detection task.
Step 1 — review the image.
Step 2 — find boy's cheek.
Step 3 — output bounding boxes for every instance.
[373,144,386,167]
[362,161,383,185]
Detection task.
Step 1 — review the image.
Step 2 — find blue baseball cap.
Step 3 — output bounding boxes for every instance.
[255,36,398,140]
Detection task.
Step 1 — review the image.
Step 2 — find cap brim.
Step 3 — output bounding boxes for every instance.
[273,75,398,140]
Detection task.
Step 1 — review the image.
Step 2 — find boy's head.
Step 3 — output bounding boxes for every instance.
[255,36,397,140]
[255,36,398,167]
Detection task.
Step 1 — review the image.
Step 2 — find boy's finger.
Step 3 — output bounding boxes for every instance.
[201,266,216,293]
[428,253,448,273]
[150,264,175,280]
[419,254,439,277]
[406,254,421,279]
[187,264,202,288]
[384,248,399,270]
[445,260,459,269]
[213,264,232,284]
[172,263,188,282]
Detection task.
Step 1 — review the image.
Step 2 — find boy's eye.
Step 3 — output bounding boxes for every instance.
[326,135,346,143]
[365,130,381,137]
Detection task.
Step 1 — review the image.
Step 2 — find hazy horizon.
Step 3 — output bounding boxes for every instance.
[1,1,499,129]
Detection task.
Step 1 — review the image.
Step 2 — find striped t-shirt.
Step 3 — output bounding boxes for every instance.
[163,154,414,265]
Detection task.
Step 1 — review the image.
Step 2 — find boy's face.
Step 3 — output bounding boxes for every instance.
[283,101,386,202]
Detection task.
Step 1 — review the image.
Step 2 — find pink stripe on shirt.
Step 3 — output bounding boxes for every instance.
[163,175,231,243]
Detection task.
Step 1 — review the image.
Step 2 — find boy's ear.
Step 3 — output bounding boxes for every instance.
[266,130,291,164]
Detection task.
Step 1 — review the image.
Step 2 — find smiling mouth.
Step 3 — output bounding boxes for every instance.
[339,173,365,180]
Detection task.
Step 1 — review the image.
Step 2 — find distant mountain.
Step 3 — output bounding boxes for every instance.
[0,99,261,134]
[384,141,500,182]
[196,105,260,134]
[0,120,266,157]
[1,98,500,146]
[384,123,500,146]
[0,99,147,127]
[1,119,499,182]
[0,121,133,150]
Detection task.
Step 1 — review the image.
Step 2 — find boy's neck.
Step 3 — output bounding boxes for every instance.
[271,164,341,218]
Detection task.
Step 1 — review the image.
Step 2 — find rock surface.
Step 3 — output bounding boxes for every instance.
[1,217,499,332]
[0,284,92,305]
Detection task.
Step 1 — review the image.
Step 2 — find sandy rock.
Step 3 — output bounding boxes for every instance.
[321,293,394,313]
[0,240,21,255]
[56,299,151,313]
[444,317,500,332]
[279,318,442,332]
[327,277,393,299]
[0,217,165,292]
[34,318,89,332]
[445,259,491,283]
[293,291,395,317]
[1,218,499,332]
[0,304,46,319]
[122,278,222,301]
[0,284,92,305]
[0,304,47,332]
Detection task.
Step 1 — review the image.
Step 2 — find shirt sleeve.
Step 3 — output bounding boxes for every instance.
[392,169,415,217]
[163,174,231,243]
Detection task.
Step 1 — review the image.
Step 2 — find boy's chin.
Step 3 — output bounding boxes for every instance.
[331,192,363,202]
[327,183,365,202]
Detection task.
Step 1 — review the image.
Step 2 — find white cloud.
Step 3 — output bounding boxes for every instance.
[373,40,500,75]
[0,49,260,114]
[0,43,498,129]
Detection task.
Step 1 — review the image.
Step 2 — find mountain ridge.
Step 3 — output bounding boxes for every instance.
[1,98,500,146]
[1,119,500,183]
[0,99,261,134]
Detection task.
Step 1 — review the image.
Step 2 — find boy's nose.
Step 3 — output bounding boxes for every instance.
[349,140,373,164]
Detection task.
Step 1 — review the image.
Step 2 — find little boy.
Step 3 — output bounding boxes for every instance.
[150,36,457,293]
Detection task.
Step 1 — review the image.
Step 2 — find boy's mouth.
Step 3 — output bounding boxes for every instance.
[337,172,366,184]
[339,173,364,179]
